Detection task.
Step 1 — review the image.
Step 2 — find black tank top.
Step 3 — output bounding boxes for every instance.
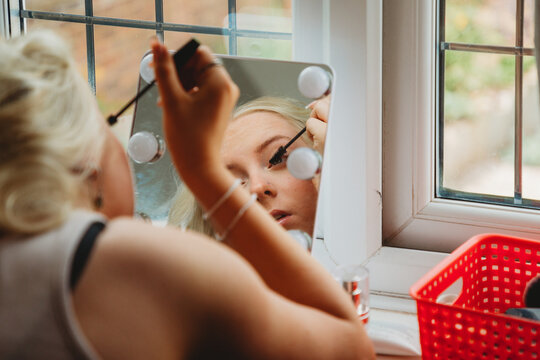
[70,221,105,290]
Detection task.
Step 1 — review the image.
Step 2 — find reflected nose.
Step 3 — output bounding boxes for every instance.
[249,173,277,200]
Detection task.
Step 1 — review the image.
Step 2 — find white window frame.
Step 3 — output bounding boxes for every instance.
[294,0,428,312]
[294,0,383,264]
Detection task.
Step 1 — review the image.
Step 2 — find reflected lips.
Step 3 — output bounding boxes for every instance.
[270,210,291,225]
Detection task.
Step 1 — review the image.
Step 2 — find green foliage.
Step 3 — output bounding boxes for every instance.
[443,0,530,123]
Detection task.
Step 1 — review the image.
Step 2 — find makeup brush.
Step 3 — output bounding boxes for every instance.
[107,38,200,126]
[268,65,332,167]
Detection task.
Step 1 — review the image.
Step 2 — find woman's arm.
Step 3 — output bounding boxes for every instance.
[151,42,366,326]
[73,219,375,359]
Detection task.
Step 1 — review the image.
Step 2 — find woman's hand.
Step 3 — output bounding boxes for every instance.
[306,95,330,156]
[151,40,239,179]
[306,95,330,190]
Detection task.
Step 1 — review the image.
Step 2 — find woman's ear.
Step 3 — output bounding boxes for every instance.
[85,167,103,210]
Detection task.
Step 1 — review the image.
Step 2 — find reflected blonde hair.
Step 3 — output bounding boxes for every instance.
[168,96,312,237]
[0,31,104,236]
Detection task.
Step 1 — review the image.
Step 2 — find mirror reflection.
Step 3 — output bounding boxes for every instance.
[130,54,332,240]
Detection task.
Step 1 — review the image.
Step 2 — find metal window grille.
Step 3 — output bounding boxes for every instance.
[436,0,539,209]
[5,0,292,93]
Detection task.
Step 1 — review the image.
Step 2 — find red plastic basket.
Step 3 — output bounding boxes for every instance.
[410,234,540,360]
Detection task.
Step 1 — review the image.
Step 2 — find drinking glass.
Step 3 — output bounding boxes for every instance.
[332,264,370,324]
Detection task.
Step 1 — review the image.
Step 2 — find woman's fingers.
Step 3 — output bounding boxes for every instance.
[306,95,330,155]
[150,39,239,175]
[308,96,330,123]
[151,40,187,108]
[306,117,327,156]
[306,117,327,143]
[189,46,238,99]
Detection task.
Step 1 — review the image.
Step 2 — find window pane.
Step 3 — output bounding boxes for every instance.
[445,0,516,47]
[24,0,83,14]
[164,32,227,55]
[237,0,292,32]
[237,37,291,59]
[441,51,515,197]
[523,0,535,49]
[93,0,154,21]
[163,0,228,28]
[521,58,540,200]
[25,19,88,82]
[94,26,154,121]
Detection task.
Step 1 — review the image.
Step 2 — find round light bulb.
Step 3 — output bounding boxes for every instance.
[139,53,155,84]
[286,147,322,180]
[287,229,313,252]
[297,66,331,99]
[127,131,164,164]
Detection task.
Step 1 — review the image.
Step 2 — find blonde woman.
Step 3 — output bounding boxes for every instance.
[0,31,374,359]
[169,96,329,237]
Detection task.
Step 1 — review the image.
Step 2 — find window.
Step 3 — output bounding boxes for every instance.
[439,0,539,209]
[367,0,540,310]
[4,0,293,128]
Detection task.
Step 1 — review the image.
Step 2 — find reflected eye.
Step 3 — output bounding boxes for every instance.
[272,151,288,168]
[268,149,288,169]
[240,177,249,188]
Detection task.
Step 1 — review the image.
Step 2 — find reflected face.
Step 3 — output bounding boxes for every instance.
[221,111,318,234]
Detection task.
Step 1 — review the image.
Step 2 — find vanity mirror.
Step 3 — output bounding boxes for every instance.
[129,49,333,242]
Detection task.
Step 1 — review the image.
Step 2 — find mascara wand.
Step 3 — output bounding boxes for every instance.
[107,39,201,126]
[108,80,155,126]
[268,127,307,167]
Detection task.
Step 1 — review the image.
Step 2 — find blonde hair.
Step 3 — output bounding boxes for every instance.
[168,96,311,237]
[0,31,104,235]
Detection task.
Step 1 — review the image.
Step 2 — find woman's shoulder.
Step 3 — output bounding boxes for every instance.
[72,215,261,359]
[91,216,260,305]
[94,216,233,277]
[72,217,201,358]
[101,216,211,248]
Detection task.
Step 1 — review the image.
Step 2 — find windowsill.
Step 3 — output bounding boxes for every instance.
[369,307,422,359]
[313,240,449,312]
[358,247,448,358]
[365,246,449,300]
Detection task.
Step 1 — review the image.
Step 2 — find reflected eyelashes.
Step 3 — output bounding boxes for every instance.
[232,151,288,191]
[267,127,307,168]
[268,146,287,168]
[238,155,288,188]
[267,151,288,169]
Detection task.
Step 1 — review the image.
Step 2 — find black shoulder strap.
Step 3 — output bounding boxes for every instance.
[70,221,106,290]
